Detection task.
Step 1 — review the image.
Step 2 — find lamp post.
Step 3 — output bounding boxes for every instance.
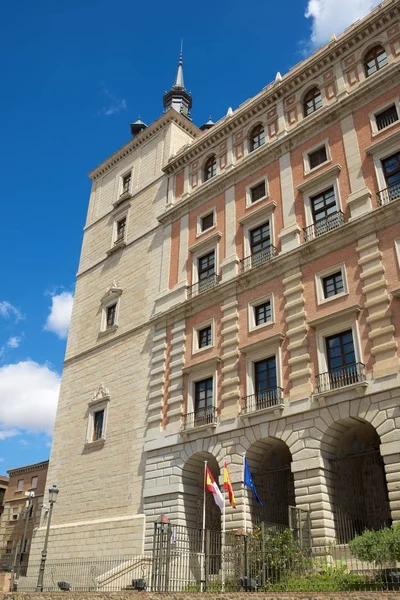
[15,492,35,583]
[36,484,59,592]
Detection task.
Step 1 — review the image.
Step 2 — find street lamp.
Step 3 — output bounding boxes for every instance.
[36,484,59,592]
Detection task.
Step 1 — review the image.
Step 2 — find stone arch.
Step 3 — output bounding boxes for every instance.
[321,417,391,543]
[182,451,221,531]
[246,436,295,527]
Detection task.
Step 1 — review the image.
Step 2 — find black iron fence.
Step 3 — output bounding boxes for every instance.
[377,182,400,206]
[240,245,278,273]
[316,362,365,394]
[3,524,400,593]
[187,274,219,299]
[241,388,284,414]
[181,406,218,430]
[303,210,345,242]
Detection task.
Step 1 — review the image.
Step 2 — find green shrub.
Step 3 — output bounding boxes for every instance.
[349,523,400,564]
[267,567,379,592]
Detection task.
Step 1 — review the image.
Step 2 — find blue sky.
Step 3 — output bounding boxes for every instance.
[0,0,380,476]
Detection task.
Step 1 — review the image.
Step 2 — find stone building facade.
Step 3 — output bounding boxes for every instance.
[0,462,48,564]
[0,477,9,519]
[30,0,400,560]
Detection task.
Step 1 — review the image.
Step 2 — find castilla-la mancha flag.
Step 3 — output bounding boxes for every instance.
[223,461,236,509]
[205,466,224,511]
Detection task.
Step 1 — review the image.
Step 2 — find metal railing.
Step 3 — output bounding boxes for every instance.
[316,362,365,394]
[187,274,219,299]
[303,210,345,242]
[376,106,398,131]
[240,245,278,273]
[181,406,217,430]
[241,387,283,414]
[377,181,400,206]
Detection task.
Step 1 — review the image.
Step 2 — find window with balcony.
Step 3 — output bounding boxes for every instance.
[197,250,216,293]
[378,151,400,205]
[204,155,217,181]
[364,45,388,78]
[309,145,328,170]
[303,87,322,117]
[375,105,399,132]
[249,221,274,268]
[249,124,265,152]
[304,186,344,240]
[242,356,282,414]
[183,377,216,430]
[317,329,364,393]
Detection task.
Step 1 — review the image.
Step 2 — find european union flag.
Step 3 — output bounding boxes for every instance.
[244,458,263,506]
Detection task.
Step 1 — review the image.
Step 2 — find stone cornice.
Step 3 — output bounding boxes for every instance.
[157,63,400,226]
[7,460,49,477]
[63,198,400,368]
[163,0,399,175]
[88,109,199,181]
[307,304,362,328]
[365,127,400,154]
[296,164,342,193]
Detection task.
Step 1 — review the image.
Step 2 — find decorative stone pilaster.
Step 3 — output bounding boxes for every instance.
[283,268,312,400]
[340,115,372,218]
[356,233,399,378]
[381,447,400,524]
[166,320,186,431]
[220,299,240,420]
[146,326,167,433]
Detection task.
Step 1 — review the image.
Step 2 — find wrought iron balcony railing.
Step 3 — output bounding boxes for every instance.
[316,362,365,394]
[182,406,217,430]
[377,182,400,207]
[241,387,284,414]
[187,274,219,299]
[240,245,278,273]
[303,210,345,242]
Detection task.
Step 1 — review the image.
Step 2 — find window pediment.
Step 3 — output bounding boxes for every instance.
[308,304,361,329]
[101,280,123,304]
[297,164,342,193]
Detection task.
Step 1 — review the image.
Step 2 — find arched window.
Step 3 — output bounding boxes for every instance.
[249,124,265,152]
[204,155,217,181]
[303,87,322,117]
[364,45,388,78]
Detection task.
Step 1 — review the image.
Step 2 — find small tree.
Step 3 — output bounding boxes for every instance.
[349,524,400,564]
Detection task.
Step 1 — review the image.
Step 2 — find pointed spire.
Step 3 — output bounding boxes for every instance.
[163,41,192,120]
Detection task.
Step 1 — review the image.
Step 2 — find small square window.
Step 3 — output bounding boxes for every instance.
[309,146,328,170]
[322,271,344,298]
[250,181,266,203]
[116,217,126,242]
[31,476,38,489]
[12,507,19,520]
[122,172,131,195]
[93,409,105,441]
[254,301,272,326]
[201,212,214,232]
[375,105,399,131]
[106,304,117,328]
[17,479,23,491]
[198,326,212,349]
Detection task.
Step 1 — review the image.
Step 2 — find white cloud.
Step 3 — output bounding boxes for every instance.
[97,86,127,117]
[0,301,23,322]
[7,336,21,349]
[305,0,381,46]
[44,292,74,339]
[0,361,60,437]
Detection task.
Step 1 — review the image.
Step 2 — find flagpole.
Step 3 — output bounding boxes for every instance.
[243,455,247,533]
[202,461,207,592]
[222,482,226,591]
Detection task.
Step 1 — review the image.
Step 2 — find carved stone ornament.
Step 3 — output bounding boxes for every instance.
[91,382,110,403]
[101,280,123,303]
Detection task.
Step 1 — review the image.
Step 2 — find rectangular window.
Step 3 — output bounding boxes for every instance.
[5,541,12,554]
[382,152,400,195]
[249,222,271,267]
[106,304,117,328]
[310,187,337,223]
[309,145,328,170]
[326,330,355,372]
[194,377,213,426]
[250,181,266,203]
[198,326,212,348]
[254,301,272,326]
[322,271,344,298]
[12,508,19,520]
[116,217,126,242]
[198,251,215,292]
[31,476,38,489]
[93,409,105,441]
[376,105,399,131]
[200,212,214,232]
[17,479,23,491]
[122,172,131,194]
[254,357,277,394]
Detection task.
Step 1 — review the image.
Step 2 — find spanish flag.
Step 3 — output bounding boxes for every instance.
[205,466,224,511]
[223,461,236,509]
